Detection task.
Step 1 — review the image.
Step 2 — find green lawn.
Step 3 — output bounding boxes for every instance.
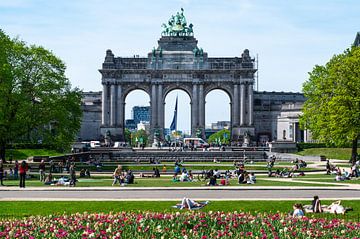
[1,177,339,187]
[297,148,359,160]
[0,200,359,221]
[296,178,360,184]
[38,163,320,172]
[5,149,64,161]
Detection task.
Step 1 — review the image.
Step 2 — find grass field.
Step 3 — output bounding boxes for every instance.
[1,200,359,221]
[296,178,360,184]
[297,148,359,160]
[1,177,337,187]
[69,164,319,172]
[5,149,64,160]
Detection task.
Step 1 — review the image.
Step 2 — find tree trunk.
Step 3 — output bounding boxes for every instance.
[0,142,6,163]
[350,136,358,165]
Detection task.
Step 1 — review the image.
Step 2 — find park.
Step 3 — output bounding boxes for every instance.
[1,2,360,238]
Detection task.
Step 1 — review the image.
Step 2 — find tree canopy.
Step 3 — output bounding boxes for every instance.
[0,30,82,160]
[130,129,149,147]
[208,129,230,145]
[300,46,360,163]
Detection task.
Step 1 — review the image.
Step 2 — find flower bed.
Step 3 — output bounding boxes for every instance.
[0,211,359,238]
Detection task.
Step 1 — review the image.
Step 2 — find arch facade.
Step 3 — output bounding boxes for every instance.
[99,35,256,143]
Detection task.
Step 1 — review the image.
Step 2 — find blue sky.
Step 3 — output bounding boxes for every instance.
[1,0,359,132]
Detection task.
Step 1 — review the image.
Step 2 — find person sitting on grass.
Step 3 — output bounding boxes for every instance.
[153,167,160,178]
[299,160,307,168]
[312,195,323,213]
[238,172,245,184]
[125,170,134,184]
[213,169,221,179]
[335,172,345,181]
[342,169,351,180]
[44,173,53,185]
[85,169,91,177]
[220,177,229,186]
[208,175,217,186]
[188,170,194,181]
[80,168,86,178]
[172,173,180,182]
[292,203,305,217]
[247,172,256,184]
[180,170,189,182]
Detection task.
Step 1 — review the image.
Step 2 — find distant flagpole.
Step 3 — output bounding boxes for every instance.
[170,96,178,131]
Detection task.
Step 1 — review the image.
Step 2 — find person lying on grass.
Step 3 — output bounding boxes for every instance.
[175,197,209,210]
[303,200,353,215]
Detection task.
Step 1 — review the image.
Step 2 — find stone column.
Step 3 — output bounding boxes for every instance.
[191,84,198,135]
[110,84,116,126]
[240,83,245,126]
[157,84,164,133]
[101,84,109,125]
[248,84,254,125]
[198,84,205,130]
[116,85,123,127]
[233,84,239,126]
[151,84,158,128]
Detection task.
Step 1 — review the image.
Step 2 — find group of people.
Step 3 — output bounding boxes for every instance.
[326,159,360,181]
[112,165,134,186]
[41,158,78,186]
[267,157,307,178]
[0,159,29,188]
[292,196,352,217]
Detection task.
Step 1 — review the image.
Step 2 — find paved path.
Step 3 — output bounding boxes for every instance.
[1,187,360,201]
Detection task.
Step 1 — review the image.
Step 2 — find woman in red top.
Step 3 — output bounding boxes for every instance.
[19,161,28,188]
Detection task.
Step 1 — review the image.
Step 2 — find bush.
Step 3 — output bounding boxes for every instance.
[6,143,53,150]
[297,143,327,150]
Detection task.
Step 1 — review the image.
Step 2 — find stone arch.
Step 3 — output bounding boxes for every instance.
[163,88,192,134]
[122,85,151,102]
[162,84,193,102]
[204,88,232,138]
[204,84,233,102]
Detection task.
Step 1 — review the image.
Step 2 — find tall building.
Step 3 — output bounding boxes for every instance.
[355,32,360,46]
[132,106,150,125]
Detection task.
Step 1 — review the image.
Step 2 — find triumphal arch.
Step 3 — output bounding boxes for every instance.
[100,9,256,143]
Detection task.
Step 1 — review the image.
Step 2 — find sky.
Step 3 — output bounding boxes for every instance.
[1,0,359,132]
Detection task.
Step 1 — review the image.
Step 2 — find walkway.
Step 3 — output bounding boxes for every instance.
[1,185,360,201]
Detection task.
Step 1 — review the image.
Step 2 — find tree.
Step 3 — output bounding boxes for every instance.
[124,128,131,144]
[0,30,82,161]
[300,46,360,164]
[131,129,149,147]
[208,129,230,145]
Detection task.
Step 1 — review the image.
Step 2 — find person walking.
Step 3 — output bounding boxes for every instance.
[0,159,5,186]
[19,161,29,188]
[69,164,76,186]
[39,160,46,182]
[112,165,123,186]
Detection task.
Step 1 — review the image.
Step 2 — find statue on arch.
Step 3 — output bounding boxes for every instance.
[242,131,251,147]
[105,130,112,147]
[161,8,194,37]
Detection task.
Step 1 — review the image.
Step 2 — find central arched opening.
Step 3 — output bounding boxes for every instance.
[124,89,150,146]
[205,89,231,145]
[164,89,191,145]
